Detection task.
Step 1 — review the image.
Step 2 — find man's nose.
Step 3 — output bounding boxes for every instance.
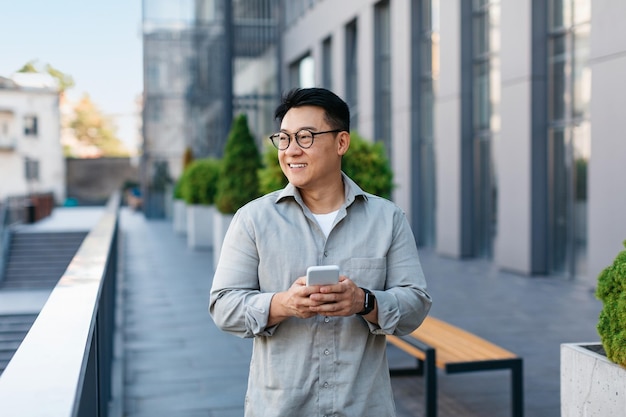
[284,136,303,154]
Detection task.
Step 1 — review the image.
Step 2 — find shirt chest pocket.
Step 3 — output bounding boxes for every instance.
[346,257,387,289]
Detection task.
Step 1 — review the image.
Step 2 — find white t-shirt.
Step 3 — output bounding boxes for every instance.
[312,210,339,238]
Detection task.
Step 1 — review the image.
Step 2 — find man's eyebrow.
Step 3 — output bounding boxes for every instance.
[280,126,318,132]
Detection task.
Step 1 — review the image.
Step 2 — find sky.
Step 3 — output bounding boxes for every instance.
[0,0,143,149]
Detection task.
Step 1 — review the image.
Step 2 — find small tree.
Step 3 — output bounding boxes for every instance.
[215,114,261,213]
[596,241,626,367]
[180,158,221,205]
[183,146,195,171]
[70,94,129,157]
[18,60,75,93]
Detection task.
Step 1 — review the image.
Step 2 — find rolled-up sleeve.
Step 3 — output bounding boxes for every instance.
[210,211,276,338]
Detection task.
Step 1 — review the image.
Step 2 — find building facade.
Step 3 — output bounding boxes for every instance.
[141,0,280,217]
[141,0,626,286]
[276,0,626,289]
[0,73,65,204]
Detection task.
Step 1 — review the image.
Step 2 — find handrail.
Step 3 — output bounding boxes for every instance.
[0,197,23,283]
[0,201,9,283]
[0,191,121,417]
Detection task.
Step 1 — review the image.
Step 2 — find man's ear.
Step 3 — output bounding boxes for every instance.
[337,131,350,156]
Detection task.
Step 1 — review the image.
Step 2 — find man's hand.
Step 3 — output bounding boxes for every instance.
[268,276,329,325]
[309,276,366,317]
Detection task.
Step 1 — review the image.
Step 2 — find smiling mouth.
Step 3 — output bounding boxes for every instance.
[289,163,307,168]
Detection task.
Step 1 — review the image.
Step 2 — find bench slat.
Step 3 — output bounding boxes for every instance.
[387,335,426,361]
[390,316,517,369]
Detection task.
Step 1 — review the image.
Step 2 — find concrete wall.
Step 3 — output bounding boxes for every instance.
[66,158,140,205]
[496,0,533,274]
[435,0,462,257]
[587,0,626,280]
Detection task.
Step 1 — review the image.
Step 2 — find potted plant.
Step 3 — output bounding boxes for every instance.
[180,157,221,250]
[561,241,626,416]
[257,130,394,197]
[213,114,261,267]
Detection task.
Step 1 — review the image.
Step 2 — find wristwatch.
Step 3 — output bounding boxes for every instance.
[357,287,376,315]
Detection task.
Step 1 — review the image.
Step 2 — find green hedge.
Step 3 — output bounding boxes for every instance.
[596,241,626,367]
[341,131,394,199]
[179,158,221,205]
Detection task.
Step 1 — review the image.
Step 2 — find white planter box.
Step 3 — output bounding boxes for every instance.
[186,204,215,250]
[561,342,626,416]
[213,211,234,270]
[172,199,187,235]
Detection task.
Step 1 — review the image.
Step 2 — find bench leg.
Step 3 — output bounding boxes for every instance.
[423,348,437,417]
[511,360,523,417]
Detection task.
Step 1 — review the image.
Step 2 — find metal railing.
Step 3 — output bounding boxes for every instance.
[0,192,121,417]
[0,196,26,283]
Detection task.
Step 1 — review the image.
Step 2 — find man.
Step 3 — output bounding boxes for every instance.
[210,87,431,416]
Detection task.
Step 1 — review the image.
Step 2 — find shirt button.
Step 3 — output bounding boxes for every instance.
[324,317,330,323]
[323,251,328,257]
[323,382,329,388]
[324,349,330,355]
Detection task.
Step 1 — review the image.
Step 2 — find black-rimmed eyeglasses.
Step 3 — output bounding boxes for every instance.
[269,129,342,150]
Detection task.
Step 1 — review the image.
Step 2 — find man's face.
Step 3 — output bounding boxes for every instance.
[278,106,348,192]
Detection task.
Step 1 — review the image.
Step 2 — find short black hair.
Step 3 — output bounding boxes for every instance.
[274,88,350,132]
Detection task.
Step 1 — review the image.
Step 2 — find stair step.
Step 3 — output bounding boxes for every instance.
[1,231,87,290]
[0,314,37,375]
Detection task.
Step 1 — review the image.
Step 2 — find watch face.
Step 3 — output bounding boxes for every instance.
[364,291,372,308]
[358,288,375,315]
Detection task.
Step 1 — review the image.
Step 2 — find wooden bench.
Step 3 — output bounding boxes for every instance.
[387,316,523,417]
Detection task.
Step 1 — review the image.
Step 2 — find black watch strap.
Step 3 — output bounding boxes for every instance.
[356,287,375,315]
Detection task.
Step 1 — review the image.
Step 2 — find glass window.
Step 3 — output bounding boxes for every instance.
[23,115,38,136]
[374,0,391,153]
[546,0,591,279]
[345,19,358,128]
[469,0,500,258]
[322,36,333,90]
[411,0,438,247]
[24,157,39,181]
[289,54,314,88]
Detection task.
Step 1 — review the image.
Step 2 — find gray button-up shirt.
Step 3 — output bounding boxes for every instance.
[210,173,432,417]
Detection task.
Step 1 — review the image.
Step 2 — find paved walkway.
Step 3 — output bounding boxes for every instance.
[119,208,602,417]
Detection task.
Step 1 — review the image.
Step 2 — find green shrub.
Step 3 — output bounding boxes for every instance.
[215,114,262,213]
[179,158,221,205]
[258,142,288,195]
[342,131,394,199]
[596,240,626,367]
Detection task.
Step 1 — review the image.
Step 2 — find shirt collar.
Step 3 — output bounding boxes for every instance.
[275,172,368,208]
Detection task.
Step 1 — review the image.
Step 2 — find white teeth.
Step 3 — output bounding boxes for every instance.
[290,163,306,168]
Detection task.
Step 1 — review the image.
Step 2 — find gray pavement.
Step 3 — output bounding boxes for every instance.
[118,207,603,417]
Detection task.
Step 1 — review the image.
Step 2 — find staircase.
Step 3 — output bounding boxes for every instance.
[0,231,87,375]
[0,231,87,290]
[0,314,38,376]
